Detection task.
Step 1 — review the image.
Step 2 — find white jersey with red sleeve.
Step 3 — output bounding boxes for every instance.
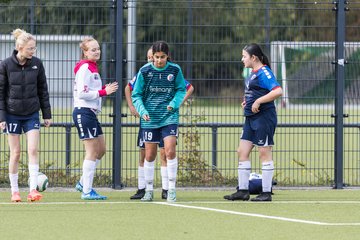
[73,60,106,112]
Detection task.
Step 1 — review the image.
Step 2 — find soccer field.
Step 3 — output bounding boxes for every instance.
[1,189,360,240]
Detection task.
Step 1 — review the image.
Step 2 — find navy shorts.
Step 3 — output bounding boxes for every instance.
[137,128,145,149]
[141,124,178,145]
[73,107,103,140]
[4,112,40,134]
[137,128,165,149]
[241,110,277,147]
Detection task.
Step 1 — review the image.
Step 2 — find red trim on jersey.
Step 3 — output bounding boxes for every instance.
[74,60,98,74]
[98,89,107,97]
[251,65,266,73]
[128,82,134,91]
[186,83,192,91]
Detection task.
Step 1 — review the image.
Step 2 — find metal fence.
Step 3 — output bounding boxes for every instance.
[0,0,359,189]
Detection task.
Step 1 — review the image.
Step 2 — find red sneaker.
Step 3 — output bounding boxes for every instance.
[11,192,22,202]
[27,189,43,202]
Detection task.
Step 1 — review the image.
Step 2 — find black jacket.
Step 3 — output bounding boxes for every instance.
[0,50,52,122]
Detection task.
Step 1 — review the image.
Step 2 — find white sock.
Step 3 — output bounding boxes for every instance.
[28,163,39,191]
[262,161,274,192]
[138,166,145,190]
[161,166,168,190]
[82,160,96,194]
[9,173,19,194]
[144,160,155,191]
[80,159,100,186]
[238,160,251,190]
[167,158,178,190]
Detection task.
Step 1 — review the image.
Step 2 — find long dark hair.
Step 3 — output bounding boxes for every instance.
[243,43,271,69]
[152,40,171,61]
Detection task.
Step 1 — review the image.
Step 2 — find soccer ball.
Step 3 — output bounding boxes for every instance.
[28,172,49,192]
[249,172,262,180]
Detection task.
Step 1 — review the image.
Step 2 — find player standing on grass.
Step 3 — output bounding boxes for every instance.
[0,28,52,202]
[73,37,118,200]
[224,43,282,202]
[126,47,194,200]
[132,41,186,202]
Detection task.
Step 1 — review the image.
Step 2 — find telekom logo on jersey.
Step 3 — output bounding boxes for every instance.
[149,86,172,93]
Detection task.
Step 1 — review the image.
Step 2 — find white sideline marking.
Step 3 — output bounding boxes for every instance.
[1,200,360,226]
[0,200,360,205]
[154,202,360,226]
[176,201,360,204]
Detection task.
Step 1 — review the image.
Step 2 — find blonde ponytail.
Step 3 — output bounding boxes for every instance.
[11,28,35,50]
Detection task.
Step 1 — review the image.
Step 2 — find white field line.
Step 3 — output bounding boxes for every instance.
[166,201,360,204]
[154,202,360,226]
[1,200,360,226]
[1,200,360,205]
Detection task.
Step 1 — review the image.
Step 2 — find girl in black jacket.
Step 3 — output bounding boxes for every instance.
[0,28,52,202]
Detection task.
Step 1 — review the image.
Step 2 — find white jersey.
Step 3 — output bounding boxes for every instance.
[73,60,105,112]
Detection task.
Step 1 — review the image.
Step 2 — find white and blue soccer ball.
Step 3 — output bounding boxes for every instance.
[249,172,262,180]
[28,172,49,192]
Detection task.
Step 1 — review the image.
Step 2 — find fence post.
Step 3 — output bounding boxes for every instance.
[65,124,72,176]
[211,126,218,169]
[29,0,35,33]
[112,0,124,189]
[333,0,347,189]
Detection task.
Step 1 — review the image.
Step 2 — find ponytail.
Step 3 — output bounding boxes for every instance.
[261,54,271,69]
[11,28,35,50]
